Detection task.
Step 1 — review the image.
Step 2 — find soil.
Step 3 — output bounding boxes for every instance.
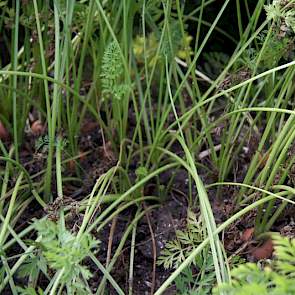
[1,115,294,295]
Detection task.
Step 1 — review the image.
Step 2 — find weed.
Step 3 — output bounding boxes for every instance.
[101,41,129,102]
[158,210,216,294]
[21,218,99,294]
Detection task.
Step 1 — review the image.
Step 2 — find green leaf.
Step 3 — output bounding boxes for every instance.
[32,218,99,286]
[17,255,45,281]
[214,235,295,295]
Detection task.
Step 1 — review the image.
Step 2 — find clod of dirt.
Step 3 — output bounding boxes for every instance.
[241,228,254,242]
[80,121,99,133]
[280,220,295,238]
[0,121,9,140]
[251,239,274,260]
[138,201,185,259]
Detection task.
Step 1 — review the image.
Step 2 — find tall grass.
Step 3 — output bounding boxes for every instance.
[0,0,295,293]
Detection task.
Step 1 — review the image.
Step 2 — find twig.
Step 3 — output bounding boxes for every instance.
[107,217,117,266]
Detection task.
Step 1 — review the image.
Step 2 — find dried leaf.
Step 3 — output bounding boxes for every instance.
[252,239,274,260]
[0,121,9,140]
[241,228,254,242]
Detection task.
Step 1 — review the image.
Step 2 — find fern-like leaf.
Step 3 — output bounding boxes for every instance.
[100,41,129,100]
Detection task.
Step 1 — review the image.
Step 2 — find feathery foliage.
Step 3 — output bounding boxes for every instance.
[214,235,295,295]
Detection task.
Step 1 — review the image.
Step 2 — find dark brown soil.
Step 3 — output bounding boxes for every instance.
[1,115,294,295]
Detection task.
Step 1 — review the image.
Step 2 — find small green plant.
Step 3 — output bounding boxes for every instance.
[158,210,206,269]
[158,210,216,294]
[17,254,47,286]
[100,40,130,145]
[18,218,99,294]
[174,260,216,295]
[35,135,67,152]
[265,0,295,33]
[214,234,295,295]
[100,41,129,102]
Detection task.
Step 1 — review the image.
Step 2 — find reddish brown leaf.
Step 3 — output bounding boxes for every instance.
[251,239,273,260]
[31,120,44,135]
[80,121,98,133]
[0,121,9,140]
[241,228,254,242]
[67,159,76,172]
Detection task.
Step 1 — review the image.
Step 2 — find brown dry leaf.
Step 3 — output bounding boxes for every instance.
[31,120,44,135]
[103,141,115,160]
[258,152,270,168]
[67,151,87,172]
[78,151,87,162]
[241,228,254,242]
[251,239,273,260]
[68,159,76,172]
[81,121,98,133]
[0,121,9,140]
